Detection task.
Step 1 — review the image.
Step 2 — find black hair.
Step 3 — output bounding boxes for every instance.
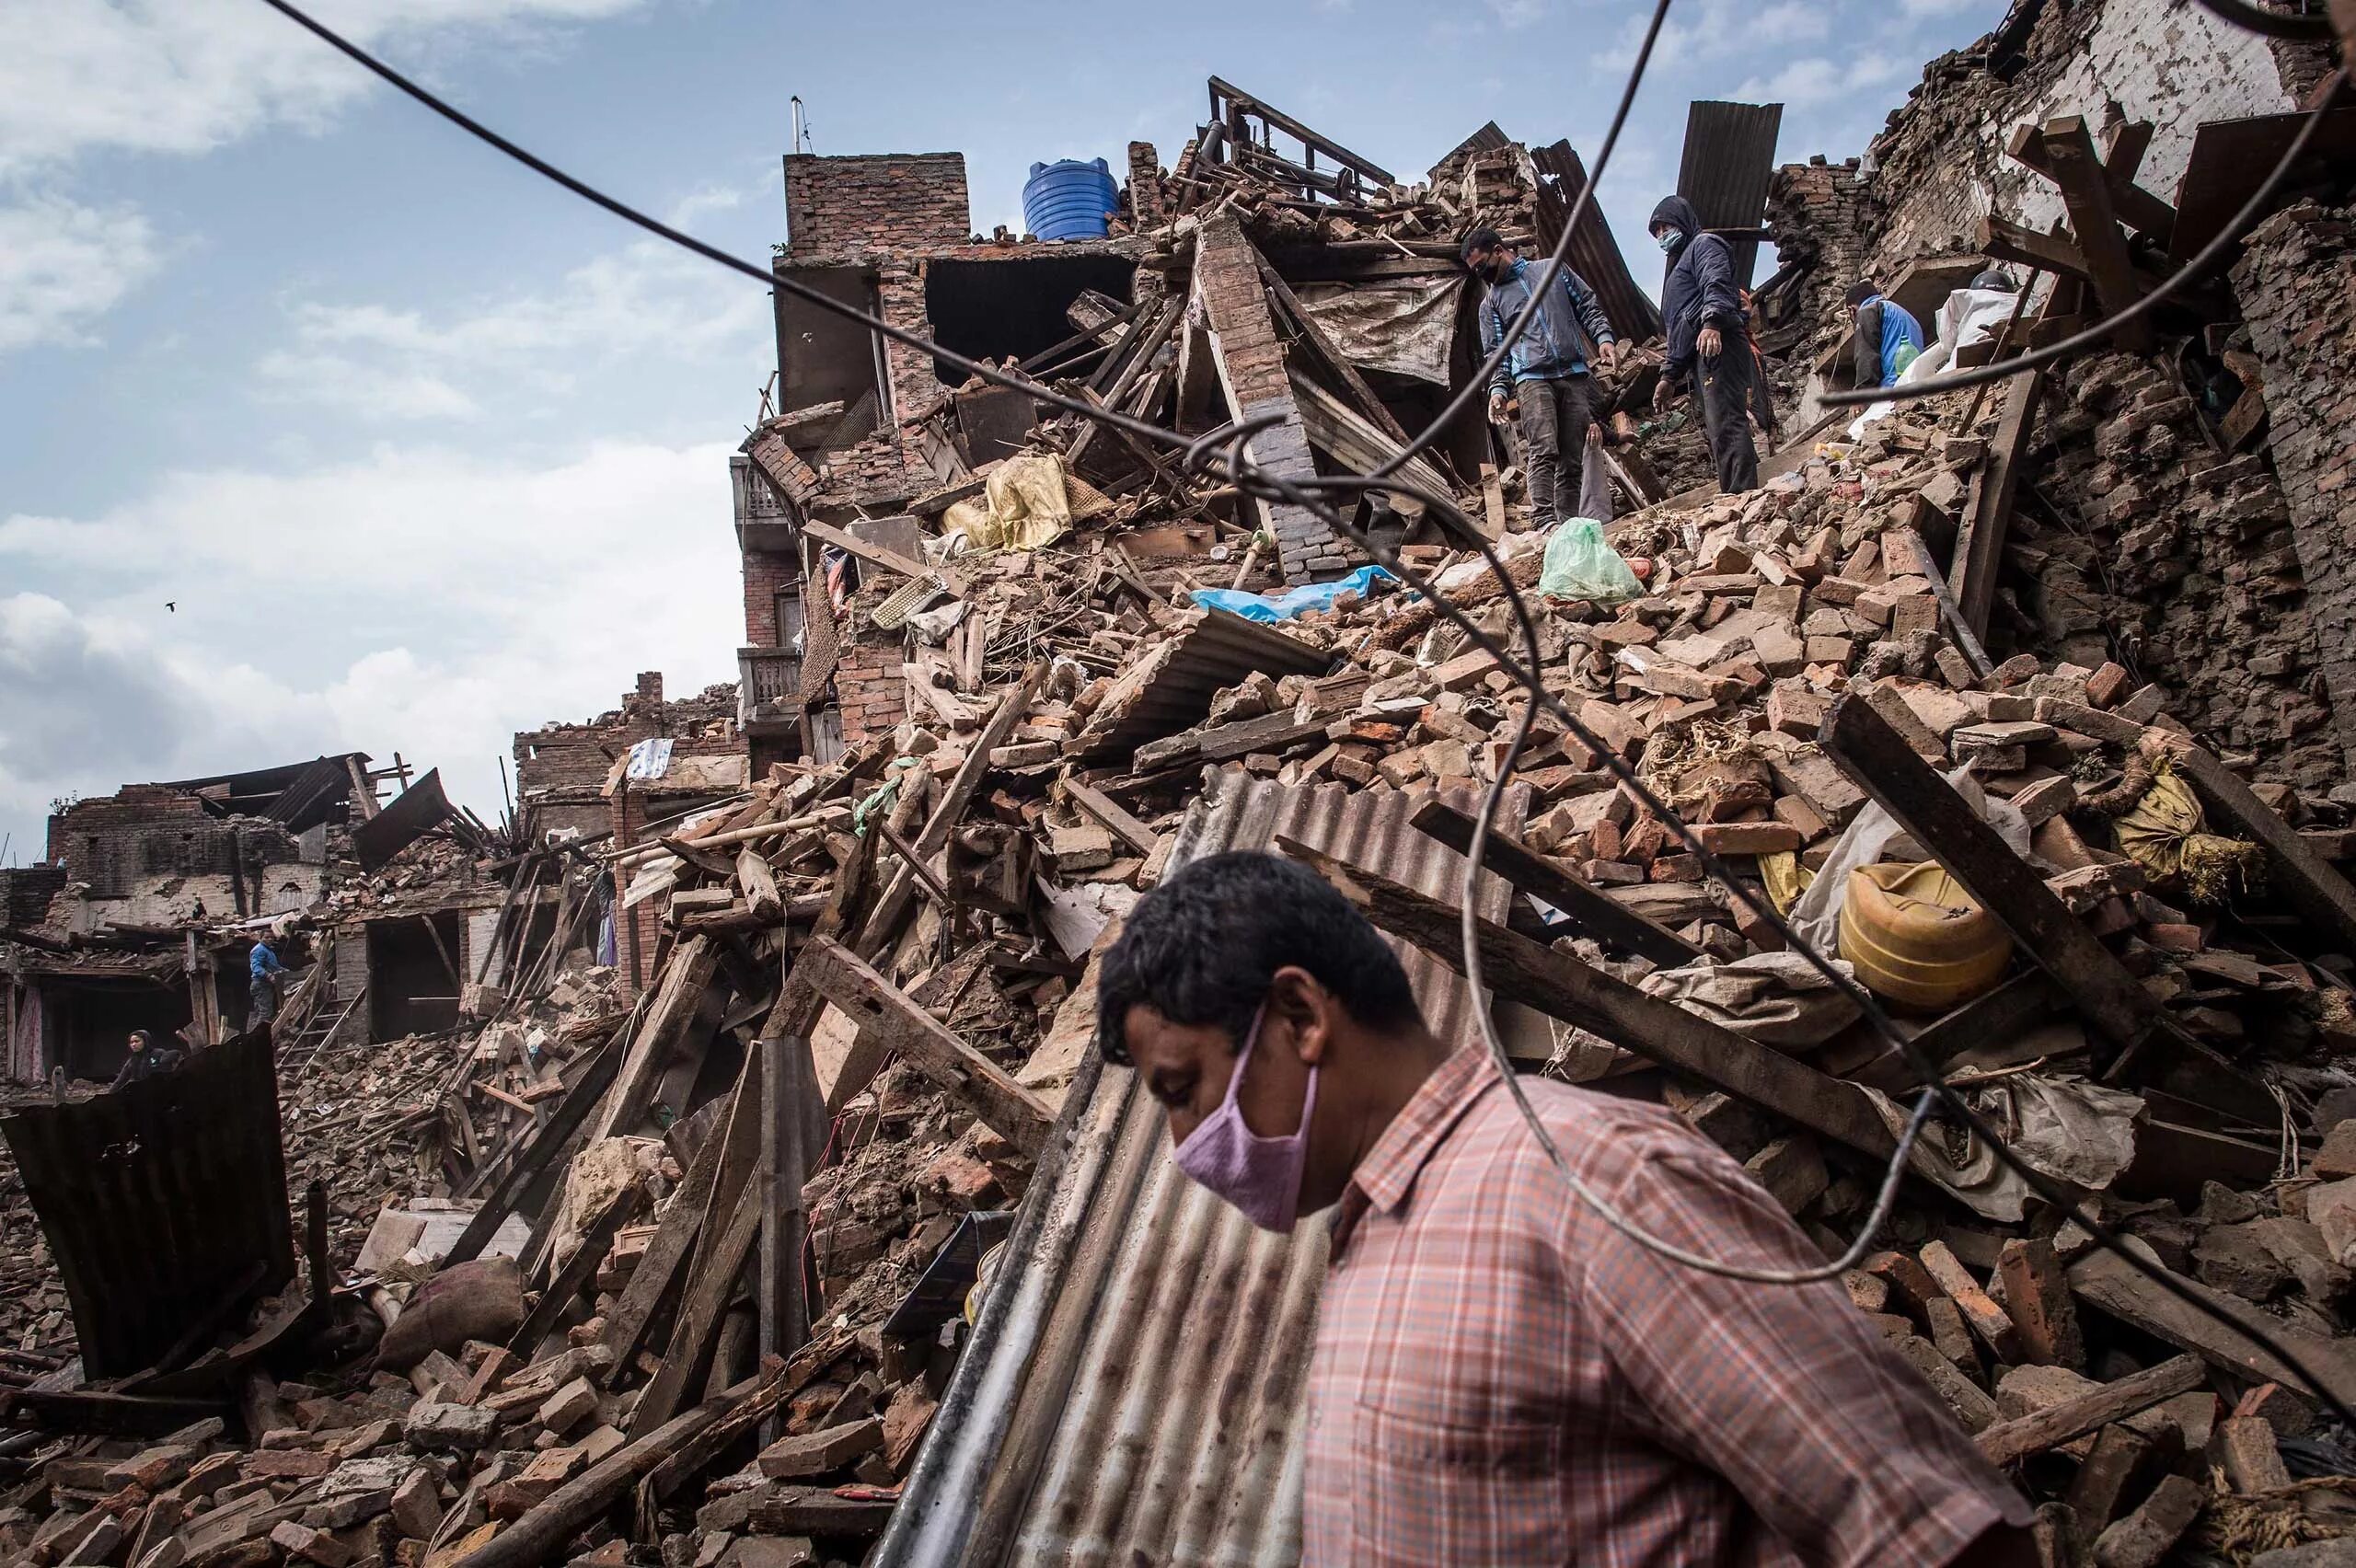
[1845,280,1880,307]
[1094,851,1425,1066]
[1460,227,1505,262]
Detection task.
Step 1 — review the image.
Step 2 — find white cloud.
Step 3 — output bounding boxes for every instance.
[666,183,749,227]
[0,0,656,179]
[0,195,163,351]
[1735,53,1906,107]
[253,238,772,421]
[1899,0,1985,13]
[1486,0,1548,27]
[1601,0,1828,68]
[0,440,743,859]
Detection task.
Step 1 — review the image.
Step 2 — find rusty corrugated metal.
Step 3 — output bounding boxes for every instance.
[1530,141,1662,344]
[1,1029,294,1378]
[884,769,1524,1568]
[1677,101,1784,289]
[1068,612,1334,764]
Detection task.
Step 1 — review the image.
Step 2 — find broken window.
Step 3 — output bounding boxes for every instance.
[924,255,1136,386]
[774,265,890,447]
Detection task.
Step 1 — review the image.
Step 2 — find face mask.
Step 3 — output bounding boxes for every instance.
[1171,1004,1320,1233]
[1657,229,1683,253]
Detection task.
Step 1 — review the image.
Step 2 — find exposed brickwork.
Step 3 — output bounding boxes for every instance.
[783,154,970,259]
[743,550,800,648]
[834,637,907,744]
[1194,210,1357,582]
[0,867,65,927]
[1126,141,1168,227]
[1764,156,1877,395]
[45,788,301,898]
[2234,202,2356,776]
[2024,353,2335,788]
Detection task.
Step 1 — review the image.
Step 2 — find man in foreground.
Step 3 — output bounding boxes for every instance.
[1462,228,1619,529]
[110,1029,183,1090]
[1849,279,1928,390]
[1650,194,1762,493]
[1097,851,2033,1567]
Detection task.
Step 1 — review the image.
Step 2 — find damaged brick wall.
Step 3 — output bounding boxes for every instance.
[743,548,801,648]
[1766,156,1879,391]
[2019,352,2337,788]
[2233,202,2356,778]
[783,153,971,258]
[834,638,908,745]
[45,790,302,900]
[1863,0,2304,282]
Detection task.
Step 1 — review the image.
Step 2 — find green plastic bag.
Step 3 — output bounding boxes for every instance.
[1538,517,1644,605]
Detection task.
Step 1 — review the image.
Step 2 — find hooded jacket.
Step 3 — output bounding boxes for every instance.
[1651,195,1744,389]
[1478,257,1616,399]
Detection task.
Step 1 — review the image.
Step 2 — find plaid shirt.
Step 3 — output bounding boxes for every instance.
[1304,1046,2030,1567]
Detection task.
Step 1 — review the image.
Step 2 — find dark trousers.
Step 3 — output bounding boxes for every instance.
[1698,336,1761,493]
[1515,374,1594,527]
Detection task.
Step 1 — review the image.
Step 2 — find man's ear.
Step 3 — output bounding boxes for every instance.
[1265,965,1335,1066]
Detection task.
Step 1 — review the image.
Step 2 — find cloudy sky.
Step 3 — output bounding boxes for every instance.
[0,0,2010,863]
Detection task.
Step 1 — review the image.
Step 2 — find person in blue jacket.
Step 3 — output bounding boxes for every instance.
[1462,228,1619,528]
[1847,280,1927,389]
[1647,195,1760,493]
[249,936,288,1031]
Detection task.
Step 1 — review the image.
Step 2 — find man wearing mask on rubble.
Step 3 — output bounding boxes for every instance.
[1650,195,1762,493]
[1848,279,1928,390]
[1099,850,2036,1568]
[1461,227,1618,529]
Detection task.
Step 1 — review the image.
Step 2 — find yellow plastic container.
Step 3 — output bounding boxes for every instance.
[1838,860,2010,1010]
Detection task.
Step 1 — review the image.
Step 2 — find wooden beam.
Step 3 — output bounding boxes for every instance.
[591,937,722,1139]
[2004,120,2176,244]
[596,1073,746,1376]
[1066,296,1185,469]
[1973,1354,2204,1467]
[1977,213,2091,282]
[802,937,1055,1155]
[1949,367,2043,637]
[1407,798,1702,965]
[800,518,966,599]
[508,1182,643,1356]
[1887,971,2066,1089]
[2069,1248,2356,1409]
[757,1034,818,1384]
[2038,118,2154,353]
[1059,775,1161,858]
[2149,732,2356,956]
[629,1146,765,1436]
[1275,836,1900,1160]
[444,1020,632,1266]
[1817,692,2163,1057]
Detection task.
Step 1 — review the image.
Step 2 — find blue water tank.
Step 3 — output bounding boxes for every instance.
[1022,158,1118,241]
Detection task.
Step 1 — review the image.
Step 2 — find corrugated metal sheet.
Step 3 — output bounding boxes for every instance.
[1530,141,1662,344]
[1677,101,1784,289]
[1,1028,294,1377]
[353,767,455,871]
[880,770,1525,1568]
[1068,612,1335,764]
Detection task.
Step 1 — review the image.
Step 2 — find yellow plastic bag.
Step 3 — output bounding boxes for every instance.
[943,452,1074,553]
[2115,766,2265,905]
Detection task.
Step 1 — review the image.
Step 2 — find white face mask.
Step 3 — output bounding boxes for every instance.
[1656,229,1683,253]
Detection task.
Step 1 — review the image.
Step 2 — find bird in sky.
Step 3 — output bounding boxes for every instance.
[165,602,176,612]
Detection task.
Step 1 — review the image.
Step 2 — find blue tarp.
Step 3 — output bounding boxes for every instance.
[1189,564,1395,623]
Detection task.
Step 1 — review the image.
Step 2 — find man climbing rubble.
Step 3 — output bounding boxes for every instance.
[1650,194,1762,494]
[1463,227,1618,529]
[1848,279,1928,390]
[248,933,288,1031]
[1098,852,2035,1568]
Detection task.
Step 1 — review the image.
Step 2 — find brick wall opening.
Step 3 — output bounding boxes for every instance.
[777,265,889,445]
[366,915,464,1042]
[923,255,1136,386]
[40,976,191,1083]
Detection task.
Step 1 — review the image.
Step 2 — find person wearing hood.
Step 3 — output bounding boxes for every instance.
[1461,227,1618,529]
[1847,279,1927,390]
[1099,850,2038,1568]
[1649,195,1761,493]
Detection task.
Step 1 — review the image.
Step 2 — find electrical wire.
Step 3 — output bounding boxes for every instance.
[252,0,2356,1424]
[2188,0,2337,39]
[1819,66,2346,408]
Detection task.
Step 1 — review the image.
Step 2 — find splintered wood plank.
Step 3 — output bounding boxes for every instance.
[1407,797,1701,966]
[800,937,1055,1156]
[2038,118,2153,352]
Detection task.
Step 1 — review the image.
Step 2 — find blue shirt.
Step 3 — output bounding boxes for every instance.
[250,943,286,982]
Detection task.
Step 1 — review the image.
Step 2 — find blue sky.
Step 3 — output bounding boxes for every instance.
[0,0,2009,863]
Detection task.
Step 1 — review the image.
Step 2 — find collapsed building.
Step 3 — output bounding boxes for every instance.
[15,3,2356,1566]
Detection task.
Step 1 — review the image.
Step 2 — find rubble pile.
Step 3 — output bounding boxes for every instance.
[17,9,2356,1565]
